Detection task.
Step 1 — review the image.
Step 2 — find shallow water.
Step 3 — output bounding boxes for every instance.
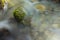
[0,0,60,40]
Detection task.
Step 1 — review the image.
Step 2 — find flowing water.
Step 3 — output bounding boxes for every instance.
[0,0,60,40]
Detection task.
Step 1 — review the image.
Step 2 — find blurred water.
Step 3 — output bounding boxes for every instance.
[0,0,60,40]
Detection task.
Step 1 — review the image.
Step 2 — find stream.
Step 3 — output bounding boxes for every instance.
[0,0,60,40]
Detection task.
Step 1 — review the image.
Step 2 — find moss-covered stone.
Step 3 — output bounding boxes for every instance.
[13,7,25,23]
[0,0,5,9]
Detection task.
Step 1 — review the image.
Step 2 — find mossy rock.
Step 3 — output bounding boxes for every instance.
[0,0,5,9]
[13,7,25,23]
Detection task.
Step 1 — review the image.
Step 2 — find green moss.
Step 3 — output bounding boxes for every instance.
[13,7,25,23]
[0,0,4,9]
